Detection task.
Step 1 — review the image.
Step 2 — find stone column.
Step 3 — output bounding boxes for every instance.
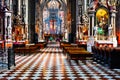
[84,0,87,12]
[28,0,35,43]
[10,0,12,10]
[88,10,95,37]
[18,0,21,15]
[110,10,117,37]
[0,0,4,8]
[25,0,28,41]
[70,0,76,43]
[87,10,95,52]
[110,10,117,47]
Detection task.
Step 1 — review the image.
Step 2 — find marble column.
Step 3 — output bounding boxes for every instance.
[87,10,95,52]
[25,0,28,40]
[110,10,117,47]
[84,0,87,13]
[18,0,21,15]
[110,10,117,37]
[92,15,95,36]
[88,10,95,37]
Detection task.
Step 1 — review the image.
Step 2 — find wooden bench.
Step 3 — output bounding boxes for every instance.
[14,46,38,55]
[63,47,85,55]
[92,46,120,69]
[67,50,92,60]
[66,50,92,64]
[64,47,85,52]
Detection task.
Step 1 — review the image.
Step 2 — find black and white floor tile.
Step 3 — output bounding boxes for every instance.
[0,43,120,80]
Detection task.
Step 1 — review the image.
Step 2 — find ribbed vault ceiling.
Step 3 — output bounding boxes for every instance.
[40,0,67,9]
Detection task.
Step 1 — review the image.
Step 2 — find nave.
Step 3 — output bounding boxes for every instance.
[0,43,120,80]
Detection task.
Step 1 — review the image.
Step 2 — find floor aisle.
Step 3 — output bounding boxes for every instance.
[0,43,120,80]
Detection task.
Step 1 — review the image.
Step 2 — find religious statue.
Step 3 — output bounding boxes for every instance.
[82,13,89,23]
[89,0,99,10]
[108,0,117,10]
[108,24,113,36]
[100,0,108,7]
[94,25,98,36]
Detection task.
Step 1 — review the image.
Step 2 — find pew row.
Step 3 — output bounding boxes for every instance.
[60,42,92,61]
[92,46,120,69]
[14,42,47,55]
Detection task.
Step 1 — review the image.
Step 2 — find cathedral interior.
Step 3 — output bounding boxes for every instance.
[0,0,120,80]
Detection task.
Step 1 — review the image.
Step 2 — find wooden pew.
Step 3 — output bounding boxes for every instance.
[66,49,92,64]
[92,46,120,69]
[63,47,85,54]
[67,50,92,60]
[14,46,38,55]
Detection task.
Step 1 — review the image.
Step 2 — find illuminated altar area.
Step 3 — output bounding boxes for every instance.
[76,0,118,48]
[93,7,114,47]
[91,0,117,47]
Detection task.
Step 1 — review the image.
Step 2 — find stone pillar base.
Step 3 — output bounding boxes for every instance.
[113,37,117,47]
[87,36,94,52]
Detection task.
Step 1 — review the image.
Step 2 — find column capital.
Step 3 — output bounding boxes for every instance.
[88,10,96,16]
[110,10,117,17]
[110,10,117,15]
[88,10,96,13]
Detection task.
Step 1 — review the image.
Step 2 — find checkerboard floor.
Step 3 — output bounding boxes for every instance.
[0,43,120,80]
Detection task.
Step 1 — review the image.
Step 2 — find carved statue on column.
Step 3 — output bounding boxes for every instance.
[94,25,98,36]
[82,13,89,23]
[108,24,113,36]
[100,0,108,7]
[89,0,99,10]
[108,0,117,10]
